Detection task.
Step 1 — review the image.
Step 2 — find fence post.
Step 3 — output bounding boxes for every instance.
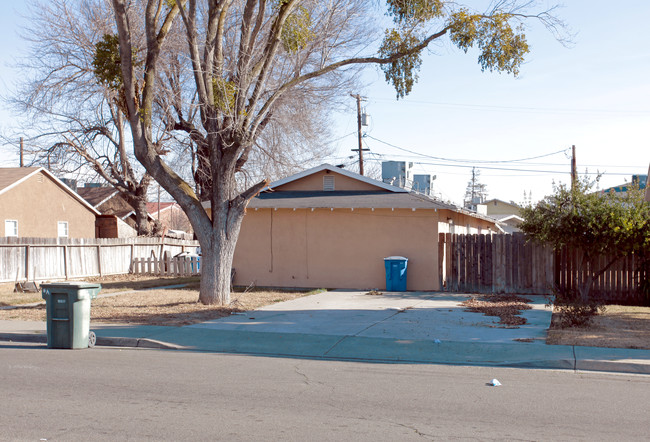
[25,244,30,281]
[63,245,69,280]
[97,245,103,277]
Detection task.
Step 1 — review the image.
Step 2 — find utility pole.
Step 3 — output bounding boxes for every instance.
[19,137,24,167]
[571,145,576,191]
[350,94,369,175]
[645,162,650,202]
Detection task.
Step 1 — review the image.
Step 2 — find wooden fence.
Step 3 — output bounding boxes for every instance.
[0,237,199,283]
[555,247,648,305]
[439,233,554,295]
[439,232,647,304]
[131,256,201,277]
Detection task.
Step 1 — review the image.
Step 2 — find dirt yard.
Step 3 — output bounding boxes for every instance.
[547,305,650,350]
[0,276,322,327]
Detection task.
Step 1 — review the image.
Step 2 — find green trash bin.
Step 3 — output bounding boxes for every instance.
[41,282,101,349]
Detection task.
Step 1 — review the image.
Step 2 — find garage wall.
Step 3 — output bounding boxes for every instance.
[233,208,440,291]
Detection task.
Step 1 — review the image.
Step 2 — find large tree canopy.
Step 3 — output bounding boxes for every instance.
[107,0,568,304]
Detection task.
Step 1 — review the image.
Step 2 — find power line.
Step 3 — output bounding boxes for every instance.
[370,98,650,116]
[365,135,569,164]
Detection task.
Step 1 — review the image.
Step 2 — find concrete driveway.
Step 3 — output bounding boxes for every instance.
[189,290,552,344]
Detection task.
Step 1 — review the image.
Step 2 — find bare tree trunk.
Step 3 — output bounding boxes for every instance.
[197,149,248,304]
[198,221,242,305]
[133,198,152,236]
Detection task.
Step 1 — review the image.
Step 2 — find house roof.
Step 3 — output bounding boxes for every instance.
[482,198,521,208]
[0,167,38,194]
[248,190,456,210]
[202,164,500,225]
[600,174,647,193]
[493,214,525,225]
[146,201,176,214]
[263,163,409,193]
[76,187,119,208]
[0,167,100,215]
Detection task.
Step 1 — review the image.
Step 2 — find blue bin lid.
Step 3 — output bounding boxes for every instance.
[384,256,408,261]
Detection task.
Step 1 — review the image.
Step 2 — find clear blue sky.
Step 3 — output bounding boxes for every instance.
[1,1,648,205]
[327,1,650,204]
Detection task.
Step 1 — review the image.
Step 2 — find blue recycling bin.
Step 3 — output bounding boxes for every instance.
[384,256,408,291]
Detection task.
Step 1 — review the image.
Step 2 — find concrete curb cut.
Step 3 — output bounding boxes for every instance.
[97,336,184,350]
[0,333,183,350]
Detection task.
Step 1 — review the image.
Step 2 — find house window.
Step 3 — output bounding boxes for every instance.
[57,221,69,238]
[323,175,335,191]
[5,220,18,237]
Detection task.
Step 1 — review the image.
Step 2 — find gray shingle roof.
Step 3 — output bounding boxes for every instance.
[249,191,456,210]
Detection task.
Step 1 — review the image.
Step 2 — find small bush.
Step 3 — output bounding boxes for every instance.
[552,288,605,328]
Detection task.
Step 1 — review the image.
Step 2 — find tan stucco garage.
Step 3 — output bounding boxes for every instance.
[228,164,496,291]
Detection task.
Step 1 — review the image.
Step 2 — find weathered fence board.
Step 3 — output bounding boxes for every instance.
[0,237,199,282]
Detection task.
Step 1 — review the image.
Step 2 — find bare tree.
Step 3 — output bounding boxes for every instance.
[1,0,168,234]
[107,0,567,304]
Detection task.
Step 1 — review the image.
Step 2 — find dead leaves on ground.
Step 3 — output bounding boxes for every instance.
[461,294,533,327]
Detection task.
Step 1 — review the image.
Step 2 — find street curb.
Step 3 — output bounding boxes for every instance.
[0,333,46,344]
[1,332,648,375]
[0,333,182,350]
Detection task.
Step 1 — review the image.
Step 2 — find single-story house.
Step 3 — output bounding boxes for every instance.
[0,167,99,238]
[146,201,193,236]
[477,198,524,234]
[210,164,498,291]
[77,186,157,238]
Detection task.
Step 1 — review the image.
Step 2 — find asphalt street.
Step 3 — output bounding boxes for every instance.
[2,343,649,441]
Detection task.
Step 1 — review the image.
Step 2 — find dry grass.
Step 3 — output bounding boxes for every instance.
[461,294,533,327]
[0,275,322,327]
[547,305,650,350]
[0,276,200,306]
[0,283,43,306]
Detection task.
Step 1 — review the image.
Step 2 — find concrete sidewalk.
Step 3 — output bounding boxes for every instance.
[1,291,649,375]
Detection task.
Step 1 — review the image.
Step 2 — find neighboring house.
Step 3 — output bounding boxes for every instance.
[208,164,498,291]
[600,174,647,196]
[478,199,524,234]
[76,186,144,238]
[146,201,193,235]
[0,167,99,238]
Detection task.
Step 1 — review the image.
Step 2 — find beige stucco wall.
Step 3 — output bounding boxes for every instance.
[437,209,497,235]
[484,200,521,217]
[233,207,440,291]
[155,205,193,233]
[0,172,96,238]
[273,170,387,192]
